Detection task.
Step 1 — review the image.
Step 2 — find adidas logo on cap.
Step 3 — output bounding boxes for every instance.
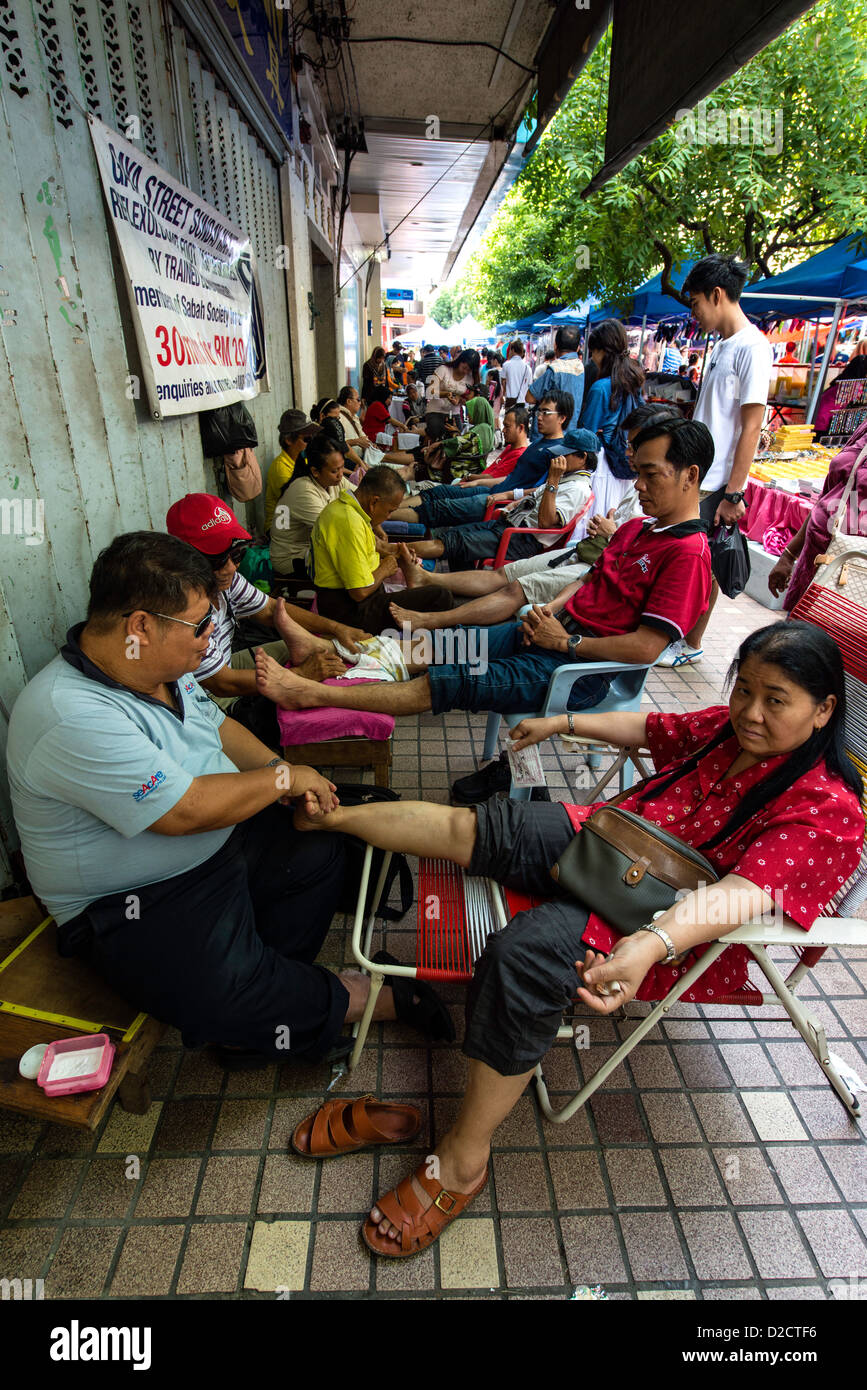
[201,507,233,531]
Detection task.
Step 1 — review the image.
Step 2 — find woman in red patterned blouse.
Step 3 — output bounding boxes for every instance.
[292,620,864,1258]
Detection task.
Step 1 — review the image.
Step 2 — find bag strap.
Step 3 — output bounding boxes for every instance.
[603,764,659,809]
[829,439,867,536]
[379,854,415,921]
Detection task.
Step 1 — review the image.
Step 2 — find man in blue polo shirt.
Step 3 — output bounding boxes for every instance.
[253,418,714,725]
[7,532,443,1065]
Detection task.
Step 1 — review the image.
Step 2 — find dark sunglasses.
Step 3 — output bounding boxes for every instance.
[123,607,215,639]
[208,541,249,570]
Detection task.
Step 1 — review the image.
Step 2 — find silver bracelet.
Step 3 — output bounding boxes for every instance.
[637,922,678,963]
[567,711,575,734]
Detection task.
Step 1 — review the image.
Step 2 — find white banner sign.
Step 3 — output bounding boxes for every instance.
[89,116,267,419]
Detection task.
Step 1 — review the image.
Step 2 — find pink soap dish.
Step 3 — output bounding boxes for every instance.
[37,1033,115,1097]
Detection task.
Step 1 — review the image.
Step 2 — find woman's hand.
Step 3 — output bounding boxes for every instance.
[768,552,794,597]
[509,716,562,750]
[576,936,663,1014]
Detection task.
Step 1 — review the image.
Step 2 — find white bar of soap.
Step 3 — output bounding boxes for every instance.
[19,1043,48,1080]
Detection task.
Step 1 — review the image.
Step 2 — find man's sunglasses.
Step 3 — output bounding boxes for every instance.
[123,608,215,639]
[208,541,249,570]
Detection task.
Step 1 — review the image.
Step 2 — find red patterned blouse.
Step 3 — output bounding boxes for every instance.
[561,706,864,1003]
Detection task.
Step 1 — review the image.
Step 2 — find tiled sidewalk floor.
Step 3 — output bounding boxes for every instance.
[1,592,865,1300]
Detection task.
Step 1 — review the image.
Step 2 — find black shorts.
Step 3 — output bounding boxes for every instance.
[58,805,348,1060]
[462,800,591,1075]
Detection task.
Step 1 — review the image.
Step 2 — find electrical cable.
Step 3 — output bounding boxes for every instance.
[337,73,533,293]
[346,35,535,75]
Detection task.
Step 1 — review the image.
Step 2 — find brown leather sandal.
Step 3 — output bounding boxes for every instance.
[291,1095,422,1159]
[362,1160,489,1258]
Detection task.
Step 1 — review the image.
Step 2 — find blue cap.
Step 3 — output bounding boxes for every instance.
[545,428,600,457]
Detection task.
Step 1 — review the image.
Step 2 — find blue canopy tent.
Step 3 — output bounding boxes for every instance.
[537,298,599,327]
[740,234,867,420]
[495,307,558,331]
[589,260,697,325]
[741,234,867,319]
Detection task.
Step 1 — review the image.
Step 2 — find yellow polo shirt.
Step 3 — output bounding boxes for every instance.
[311,490,376,591]
[265,449,297,532]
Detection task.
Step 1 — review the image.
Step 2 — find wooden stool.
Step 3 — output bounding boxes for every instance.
[0,898,163,1131]
[282,736,392,788]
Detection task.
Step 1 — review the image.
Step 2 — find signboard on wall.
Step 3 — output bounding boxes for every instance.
[216,0,293,144]
[385,288,414,301]
[89,116,267,419]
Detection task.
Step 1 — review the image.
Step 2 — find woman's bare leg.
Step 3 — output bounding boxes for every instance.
[294,799,478,866]
[370,1061,534,1241]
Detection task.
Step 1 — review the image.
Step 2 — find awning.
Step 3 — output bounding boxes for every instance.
[581,0,815,196]
[741,234,867,318]
[590,261,697,325]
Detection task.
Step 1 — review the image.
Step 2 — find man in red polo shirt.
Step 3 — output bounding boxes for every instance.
[252,418,715,722]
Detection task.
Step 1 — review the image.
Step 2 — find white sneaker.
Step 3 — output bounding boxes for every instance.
[672,643,703,667]
[656,639,684,667]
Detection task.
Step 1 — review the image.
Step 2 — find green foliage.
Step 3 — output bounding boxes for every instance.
[467,0,867,323]
[427,284,475,328]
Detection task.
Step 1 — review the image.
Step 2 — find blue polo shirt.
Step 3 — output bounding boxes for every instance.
[498,436,564,493]
[7,627,237,924]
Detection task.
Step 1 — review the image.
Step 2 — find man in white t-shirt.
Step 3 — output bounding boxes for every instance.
[659,254,772,667]
[502,340,533,405]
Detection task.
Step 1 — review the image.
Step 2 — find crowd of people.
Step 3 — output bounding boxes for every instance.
[7,254,865,1263]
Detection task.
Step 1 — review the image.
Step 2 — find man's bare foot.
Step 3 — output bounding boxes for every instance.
[388,602,434,631]
[254,647,322,709]
[272,601,330,666]
[368,1132,489,1244]
[397,543,425,589]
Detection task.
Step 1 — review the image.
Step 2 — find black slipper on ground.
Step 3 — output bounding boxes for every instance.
[450,753,511,805]
[372,951,456,1042]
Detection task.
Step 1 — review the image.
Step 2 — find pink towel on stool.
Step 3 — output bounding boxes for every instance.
[276,677,394,745]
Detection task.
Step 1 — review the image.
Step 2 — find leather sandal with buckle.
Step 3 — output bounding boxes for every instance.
[291,1095,422,1159]
[362,1159,489,1258]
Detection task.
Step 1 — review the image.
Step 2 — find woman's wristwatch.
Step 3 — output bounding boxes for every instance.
[636,922,678,963]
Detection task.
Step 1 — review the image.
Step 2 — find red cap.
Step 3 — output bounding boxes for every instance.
[165,493,251,554]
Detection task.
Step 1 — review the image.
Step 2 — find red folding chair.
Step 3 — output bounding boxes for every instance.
[478,492,594,569]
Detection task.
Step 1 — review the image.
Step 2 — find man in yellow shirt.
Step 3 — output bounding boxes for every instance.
[264,408,318,532]
[311,466,456,633]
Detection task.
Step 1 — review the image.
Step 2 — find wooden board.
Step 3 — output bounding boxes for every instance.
[0,896,44,951]
[0,1013,164,1130]
[0,921,140,1034]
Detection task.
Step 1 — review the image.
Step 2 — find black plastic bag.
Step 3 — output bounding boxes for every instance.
[330,784,415,921]
[710,523,751,598]
[199,402,258,457]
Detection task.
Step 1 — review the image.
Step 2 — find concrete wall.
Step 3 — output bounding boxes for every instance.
[0,0,350,887]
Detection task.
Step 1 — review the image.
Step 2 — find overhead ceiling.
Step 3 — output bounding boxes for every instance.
[301,0,551,289]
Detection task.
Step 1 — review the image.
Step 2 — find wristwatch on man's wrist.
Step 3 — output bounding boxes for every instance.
[723,490,745,505]
[546,483,558,493]
[567,634,583,658]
